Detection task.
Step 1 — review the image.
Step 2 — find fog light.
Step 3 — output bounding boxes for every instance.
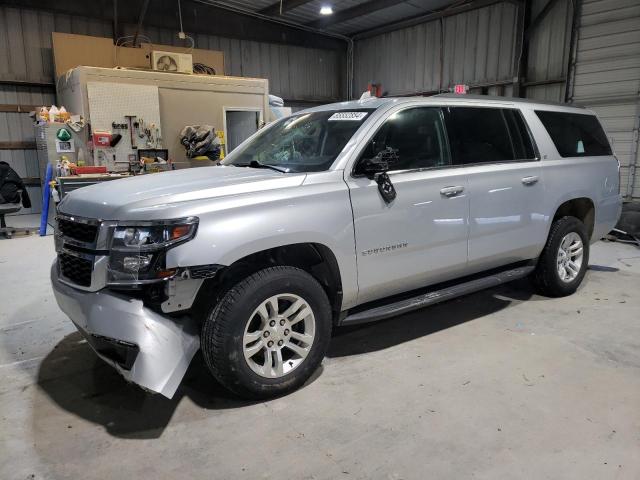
[123,255,152,272]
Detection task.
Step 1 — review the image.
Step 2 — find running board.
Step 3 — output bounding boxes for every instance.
[341,265,535,326]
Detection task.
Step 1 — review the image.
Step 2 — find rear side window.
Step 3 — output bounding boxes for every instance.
[443,107,536,165]
[535,110,612,157]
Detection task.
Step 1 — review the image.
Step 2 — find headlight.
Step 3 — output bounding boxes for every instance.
[111,218,198,252]
[107,217,198,286]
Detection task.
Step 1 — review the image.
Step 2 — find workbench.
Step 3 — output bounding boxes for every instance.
[57,174,131,200]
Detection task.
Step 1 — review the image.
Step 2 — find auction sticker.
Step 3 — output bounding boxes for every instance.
[328,112,368,121]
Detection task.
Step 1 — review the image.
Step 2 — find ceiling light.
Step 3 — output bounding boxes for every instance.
[319,5,333,15]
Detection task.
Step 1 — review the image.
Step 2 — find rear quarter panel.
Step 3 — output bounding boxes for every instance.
[521,106,622,246]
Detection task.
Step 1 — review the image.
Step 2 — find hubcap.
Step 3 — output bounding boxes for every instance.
[242,294,315,379]
[556,232,584,283]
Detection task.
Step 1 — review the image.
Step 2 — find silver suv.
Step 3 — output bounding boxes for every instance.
[52,94,622,399]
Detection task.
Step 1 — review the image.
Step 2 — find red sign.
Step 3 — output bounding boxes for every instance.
[367,83,382,97]
[92,131,112,147]
[454,84,468,94]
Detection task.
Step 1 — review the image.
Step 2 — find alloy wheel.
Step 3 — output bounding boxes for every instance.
[242,294,316,378]
[556,232,584,283]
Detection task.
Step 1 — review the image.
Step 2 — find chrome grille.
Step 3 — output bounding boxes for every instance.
[57,218,99,244]
[55,214,111,291]
[58,252,94,287]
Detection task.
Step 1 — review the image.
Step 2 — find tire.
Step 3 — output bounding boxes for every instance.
[622,201,640,213]
[532,216,589,297]
[616,211,640,237]
[201,266,332,399]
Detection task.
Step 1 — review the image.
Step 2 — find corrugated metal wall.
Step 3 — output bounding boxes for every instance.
[135,26,345,103]
[0,5,345,214]
[353,2,520,96]
[569,0,640,199]
[524,0,573,102]
[0,85,54,215]
[352,0,576,101]
[353,0,639,199]
[0,6,345,100]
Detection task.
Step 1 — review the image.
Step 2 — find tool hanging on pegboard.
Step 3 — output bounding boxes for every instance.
[124,115,137,149]
[138,117,162,149]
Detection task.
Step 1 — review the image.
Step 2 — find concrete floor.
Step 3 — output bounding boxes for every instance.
[1,231,639,480]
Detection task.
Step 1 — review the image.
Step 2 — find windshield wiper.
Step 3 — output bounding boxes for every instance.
[235,160,288,173]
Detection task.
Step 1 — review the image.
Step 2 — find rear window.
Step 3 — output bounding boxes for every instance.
[535,110,612,157]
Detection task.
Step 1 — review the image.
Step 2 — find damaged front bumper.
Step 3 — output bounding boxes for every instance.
[51,264,200,398]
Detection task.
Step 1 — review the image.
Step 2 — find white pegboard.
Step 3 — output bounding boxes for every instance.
[87,82,162,171]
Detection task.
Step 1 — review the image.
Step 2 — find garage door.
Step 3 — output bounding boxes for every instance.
[569,0,640,199]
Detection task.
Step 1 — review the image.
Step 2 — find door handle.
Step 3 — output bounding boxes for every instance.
[522,175,539,186]
[440,185,465,197]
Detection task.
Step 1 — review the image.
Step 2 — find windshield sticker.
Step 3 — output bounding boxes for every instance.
[328,112,368,121]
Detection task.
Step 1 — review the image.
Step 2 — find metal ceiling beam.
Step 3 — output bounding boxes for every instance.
[352,0,523,39]
[306,0,407,28]
[193,0,348,44]
[259,0,316,17]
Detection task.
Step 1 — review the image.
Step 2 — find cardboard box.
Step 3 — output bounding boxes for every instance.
[52,32,224,79]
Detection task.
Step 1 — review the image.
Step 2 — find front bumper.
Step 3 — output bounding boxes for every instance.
[51,263,199,398]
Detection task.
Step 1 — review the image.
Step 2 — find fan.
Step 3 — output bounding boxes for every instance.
[151,51,193,74]
[155,55,178,72]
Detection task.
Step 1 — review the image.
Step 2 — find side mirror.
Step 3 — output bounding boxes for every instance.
[361,146,398,178]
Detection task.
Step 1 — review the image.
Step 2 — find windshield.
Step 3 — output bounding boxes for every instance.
[222,109,373,173]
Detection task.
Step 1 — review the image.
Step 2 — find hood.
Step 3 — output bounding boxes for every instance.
[58,165,306,220]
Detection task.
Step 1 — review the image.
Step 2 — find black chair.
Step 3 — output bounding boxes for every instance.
[0,190,35,238]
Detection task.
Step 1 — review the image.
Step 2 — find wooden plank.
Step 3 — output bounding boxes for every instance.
[0,104,41,113]
[52,32,225,78]
[0,141,36,150]
[22,176,40,186]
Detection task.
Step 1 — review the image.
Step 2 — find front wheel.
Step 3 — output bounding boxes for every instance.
[201,266,332,399]
[532,216,589,297]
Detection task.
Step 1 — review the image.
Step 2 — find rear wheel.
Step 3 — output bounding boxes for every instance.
[532,216,589,297]
[201,266,332,399]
